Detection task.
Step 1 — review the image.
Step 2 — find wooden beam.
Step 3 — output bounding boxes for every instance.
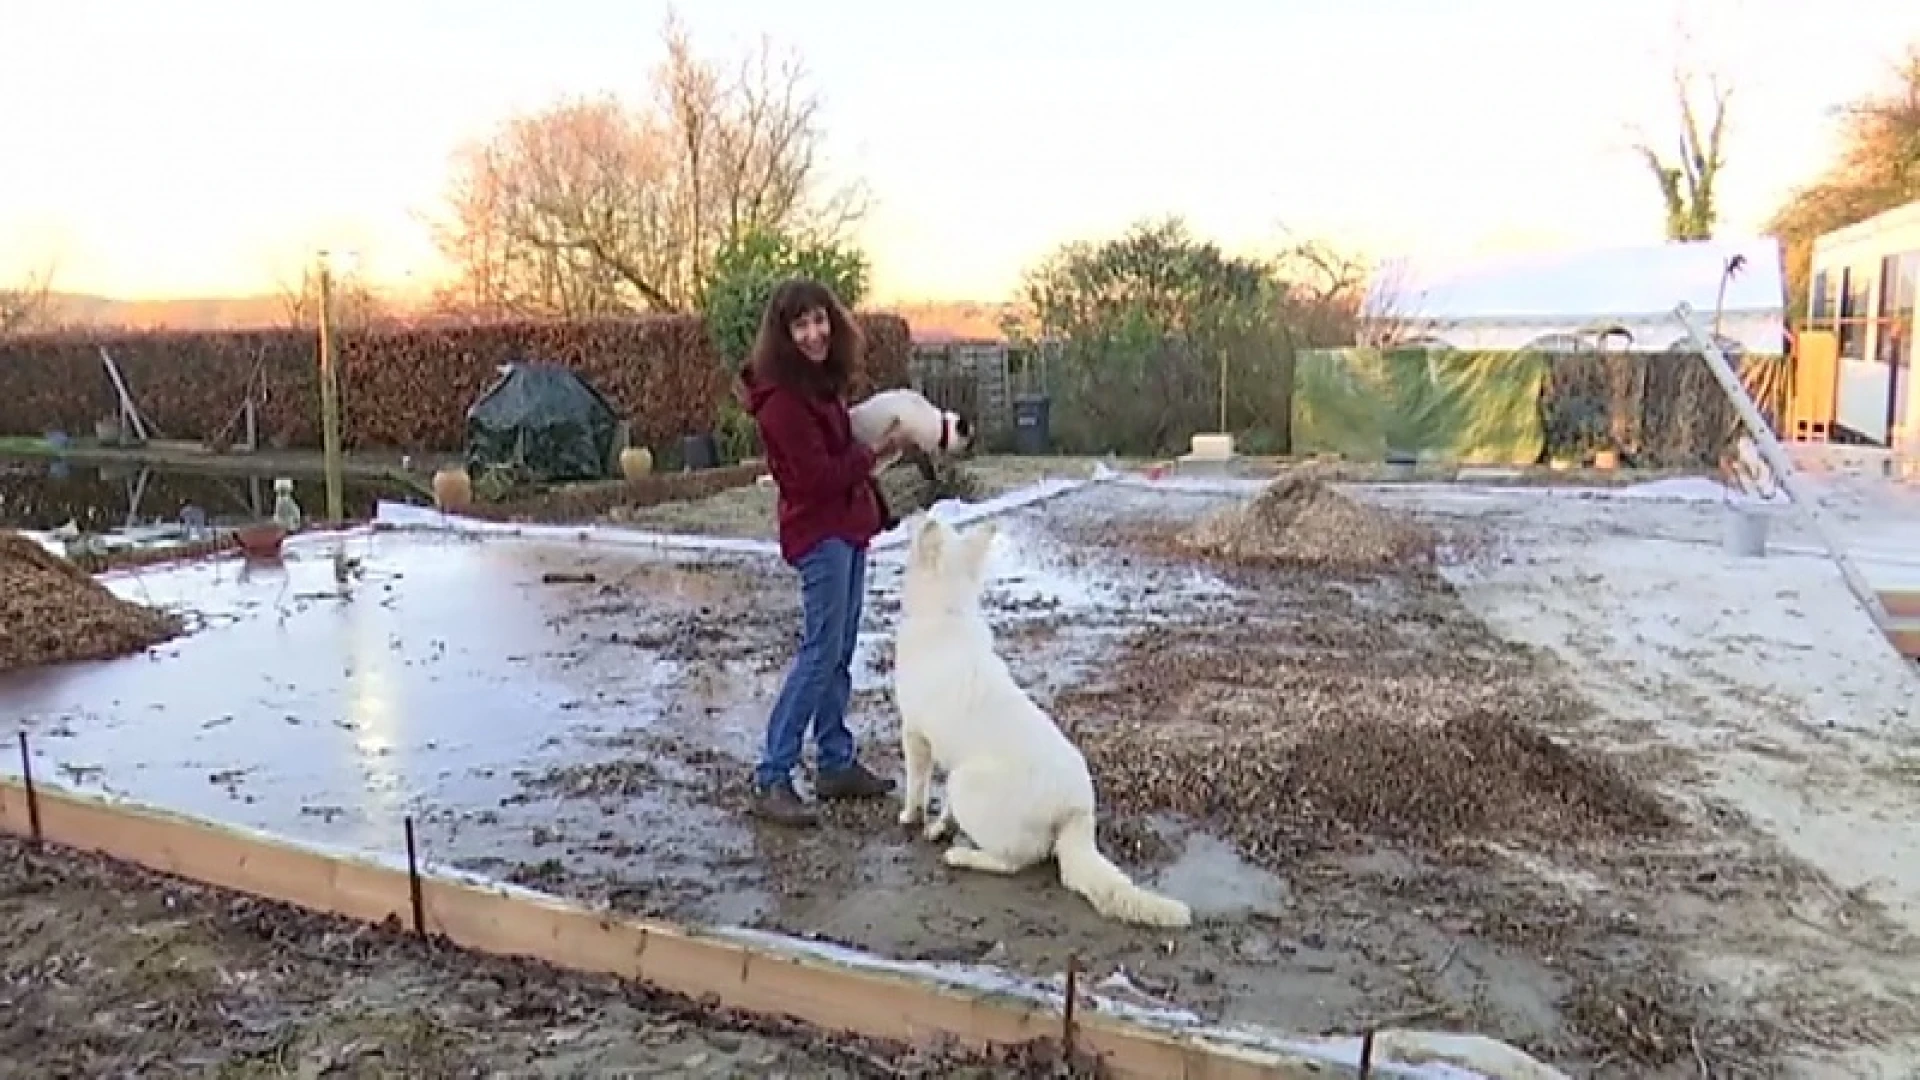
[0,777,1357,1079]
[1885,619,1920,659]
[1878,592,1920,620]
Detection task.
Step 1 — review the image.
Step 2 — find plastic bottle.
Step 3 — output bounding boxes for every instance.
[272,477,303,532]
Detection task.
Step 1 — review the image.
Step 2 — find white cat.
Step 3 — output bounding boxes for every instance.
[849,389,974,474]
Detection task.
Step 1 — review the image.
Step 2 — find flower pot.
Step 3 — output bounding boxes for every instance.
[1548,457,1574,471]
[235,523,286,561]
[1592,448,1619,471]
[619,447,655,482]
[432,465,473,511]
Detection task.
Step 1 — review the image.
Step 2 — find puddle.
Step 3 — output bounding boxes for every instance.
[1153,829,1291,920]
[0,458,416,533]
[0,531,754,876]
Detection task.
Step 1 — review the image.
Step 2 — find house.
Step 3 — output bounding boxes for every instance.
[1362,237,1788,357]
[1807,200,1920,448]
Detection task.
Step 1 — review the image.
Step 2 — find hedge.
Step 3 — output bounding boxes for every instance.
[0,314,912,453]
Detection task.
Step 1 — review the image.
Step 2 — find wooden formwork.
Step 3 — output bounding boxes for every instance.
[0,773,1376,1079]
[1881,591,1920,658]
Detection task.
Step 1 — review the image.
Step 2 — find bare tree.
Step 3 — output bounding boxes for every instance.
[1271,238,1369,346]
[1769,45,1920,319]
[1636,66,1731,242]
[1353,257,1431,348]
[275,261,387,331]
[431,10,867,318]
[0,261,57,337]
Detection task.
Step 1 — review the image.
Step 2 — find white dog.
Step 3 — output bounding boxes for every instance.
[849,389,974,474]
[893,515,1193,929]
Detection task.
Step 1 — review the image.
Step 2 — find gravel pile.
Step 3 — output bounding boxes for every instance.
[1056,599,1671,867]
[1178,471,1434,572]
[0,532,181,674]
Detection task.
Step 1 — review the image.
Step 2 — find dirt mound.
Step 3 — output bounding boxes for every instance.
[1055,574,1671,865]
[1082,699,1668,865]
[1286,705,1669,845]
[0,532,182,673]
[1179,472,1434,571]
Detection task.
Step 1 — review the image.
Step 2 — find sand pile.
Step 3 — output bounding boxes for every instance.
[0,532,181,673]
[1179,471,1434,571]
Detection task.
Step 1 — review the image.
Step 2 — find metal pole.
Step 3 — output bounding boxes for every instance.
[1673,302,1892,630]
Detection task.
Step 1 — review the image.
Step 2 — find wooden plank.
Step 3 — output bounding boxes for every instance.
[1885,620,1920,659]
[1879,592,1920,620]
[0,776,1353,1079]
[0,775,31,837]
[1790,329,1839,433]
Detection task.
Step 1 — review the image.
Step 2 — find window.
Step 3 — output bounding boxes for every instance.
[1839,267,1872,361]
[1885,251,1919,317]
[1877,251,1919,369]
[1811,269,1832,325]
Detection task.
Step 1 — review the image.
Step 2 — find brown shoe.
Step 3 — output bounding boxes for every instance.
[751,780,819,827]
[814,761,896,801]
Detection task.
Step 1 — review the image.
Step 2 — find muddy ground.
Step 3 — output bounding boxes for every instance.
[9,458,1917,1078]
[0,834,1089,1078]
[483,478,1871,1077]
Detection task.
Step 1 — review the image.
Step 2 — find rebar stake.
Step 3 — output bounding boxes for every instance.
[404,815,426,939]
[1063,953,1080,1055]
[17,731,41,845]
[1358,1028,1376,1078]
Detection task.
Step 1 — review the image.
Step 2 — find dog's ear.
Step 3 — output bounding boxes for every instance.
[908,513,945,567]
[958,521,997,579]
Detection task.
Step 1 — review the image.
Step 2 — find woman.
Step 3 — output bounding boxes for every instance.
[739,277,916,826]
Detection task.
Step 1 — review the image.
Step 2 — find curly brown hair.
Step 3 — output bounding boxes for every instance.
[745,277,865,399]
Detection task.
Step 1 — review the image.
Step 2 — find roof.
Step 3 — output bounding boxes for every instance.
[1811,199,1920,255]
[1366,237,1786,325]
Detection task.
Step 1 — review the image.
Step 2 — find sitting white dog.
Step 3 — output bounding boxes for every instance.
[849,389,974,474]
[893,515,1193,929]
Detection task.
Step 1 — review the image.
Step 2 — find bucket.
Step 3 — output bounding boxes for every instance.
[1722,505,1770,558]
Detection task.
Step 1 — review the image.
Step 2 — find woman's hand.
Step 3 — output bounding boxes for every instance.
[875,418,916,458]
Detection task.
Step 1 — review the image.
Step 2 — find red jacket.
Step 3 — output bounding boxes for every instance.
[743,371,886,565]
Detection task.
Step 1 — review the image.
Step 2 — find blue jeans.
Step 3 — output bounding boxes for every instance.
[755,539,867,790]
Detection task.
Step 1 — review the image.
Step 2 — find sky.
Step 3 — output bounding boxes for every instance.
[2,0,1918,305]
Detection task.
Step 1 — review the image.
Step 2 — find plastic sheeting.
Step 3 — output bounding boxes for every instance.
[1292,348,1547,465]
[464,363,622,484]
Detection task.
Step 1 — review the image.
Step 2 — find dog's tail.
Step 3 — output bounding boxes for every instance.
[1053,810,1192,929]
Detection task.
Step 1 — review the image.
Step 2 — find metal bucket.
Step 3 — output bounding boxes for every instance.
[1722,505,1770,558]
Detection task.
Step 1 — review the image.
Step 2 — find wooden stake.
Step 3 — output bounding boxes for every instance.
[16,731,40,844]
[317,259,345,523]
[404,815,426,939]
[1358,1028,1375,1078]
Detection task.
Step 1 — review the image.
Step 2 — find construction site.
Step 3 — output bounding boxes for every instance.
[1,221,1919,1080]
[3,376,1918,1080]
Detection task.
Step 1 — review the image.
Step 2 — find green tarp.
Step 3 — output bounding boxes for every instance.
[1292,348,1547,465]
